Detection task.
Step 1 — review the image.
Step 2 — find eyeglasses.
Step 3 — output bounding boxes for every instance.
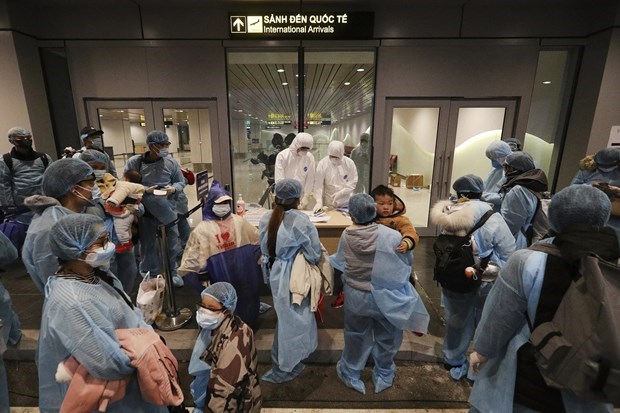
[196,303,224,312]
[13,136,32,142]
[153,142,171,148]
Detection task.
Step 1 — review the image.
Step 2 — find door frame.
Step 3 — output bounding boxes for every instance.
[383,97,518,236]
[85,98,228,184]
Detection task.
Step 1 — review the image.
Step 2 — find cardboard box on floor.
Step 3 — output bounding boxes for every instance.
[406,174,424,188]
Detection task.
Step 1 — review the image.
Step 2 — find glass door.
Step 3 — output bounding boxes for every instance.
[386,98,516,236]
[152,100,220,176]
[226,46,376,206]
[85,100,156,171]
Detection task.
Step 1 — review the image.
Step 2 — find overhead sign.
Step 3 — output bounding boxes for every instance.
[229,12,374,39]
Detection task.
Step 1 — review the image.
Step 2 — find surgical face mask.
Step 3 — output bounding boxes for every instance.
[90,138,103,150]
[196,307,225,330]
[329,157,342,167]
[82,241,116,270]
[598,165,617,173]
[93,170,106,180]
[212,204,231,217]
[360,142,369,150]
[491,159,502,169]
[74,184,99,206]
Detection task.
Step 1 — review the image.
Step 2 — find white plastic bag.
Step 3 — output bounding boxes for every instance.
[136,273,166,324]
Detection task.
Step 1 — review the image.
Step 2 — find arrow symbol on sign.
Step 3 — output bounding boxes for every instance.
[233,18,244,31]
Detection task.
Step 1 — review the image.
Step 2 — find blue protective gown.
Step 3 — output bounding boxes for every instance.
[329,223,430,393]
[189,329,212,413]
[259,209,321,383]
[22,197,75,292]
[124,153,186,279]
[470,240,612,413]
[501,185,539,250]
[38,275,168,413]
[0,232,19,413]
[483,166,505,193]
[572,168,620,241]
[0,149,52,224]
[432,199,516,375]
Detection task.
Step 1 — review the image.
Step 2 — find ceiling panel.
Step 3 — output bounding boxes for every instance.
[228,50,375,124]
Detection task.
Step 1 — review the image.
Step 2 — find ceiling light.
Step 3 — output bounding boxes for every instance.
[344,82,351,86]
[542,81,551,85]
[296,74,299,77]
[356,68,365,72]
[282,82,288,86]
[356,110,361,113]
[277,69,285,73]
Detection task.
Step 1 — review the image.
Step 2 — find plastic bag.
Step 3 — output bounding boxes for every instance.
[136,273,166,324]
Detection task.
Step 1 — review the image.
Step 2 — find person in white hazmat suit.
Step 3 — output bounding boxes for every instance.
[274,132,315,209]
[313,140,358,213]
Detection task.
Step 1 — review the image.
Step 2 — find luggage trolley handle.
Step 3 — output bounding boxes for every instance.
[154,199,204,331]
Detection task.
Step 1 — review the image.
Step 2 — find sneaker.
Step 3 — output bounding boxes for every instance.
[172,274,184,288]
[331,292,344,308]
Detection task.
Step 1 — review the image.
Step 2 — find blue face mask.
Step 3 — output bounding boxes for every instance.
[598,165,617,173]
[90,138,103,150]
[93,170,106,180]
[491,159,502,169]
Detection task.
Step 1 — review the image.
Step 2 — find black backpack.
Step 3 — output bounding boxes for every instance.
[3,152,49,174]
[433,210,494,293]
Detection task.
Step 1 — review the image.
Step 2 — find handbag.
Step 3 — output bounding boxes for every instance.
[136,273,166,324]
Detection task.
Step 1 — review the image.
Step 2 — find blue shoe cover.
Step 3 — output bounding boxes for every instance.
[172,275,184,288]
[450,362,469,380]
[259,302,272,314]
[336,361,366,394]
[261,363,305,384]
[372,373,393,394]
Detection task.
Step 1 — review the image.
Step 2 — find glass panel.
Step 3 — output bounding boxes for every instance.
[227,50,298,206]
[304,49,375,193]
[389,107,440,228]
[161,108,213,172]
[525,49,580,188]
[449,107,506,193]
[97,108,147,171]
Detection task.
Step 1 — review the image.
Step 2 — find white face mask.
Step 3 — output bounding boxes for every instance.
[212,204,231,217]
[81,241,116,270]
[93,170,106,180]
[196,307,225,330]
[74,184,99,206]
[329,157,342,167]
[157,148,170,158]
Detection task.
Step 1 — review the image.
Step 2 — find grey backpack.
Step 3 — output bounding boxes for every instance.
[528,244,620,406]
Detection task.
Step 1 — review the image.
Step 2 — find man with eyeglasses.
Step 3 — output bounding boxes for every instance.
[74,126,118,178]
[0,127,54,251]
[22,158,98,292]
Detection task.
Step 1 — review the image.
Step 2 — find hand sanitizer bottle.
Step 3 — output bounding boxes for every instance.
[236,194,246,216]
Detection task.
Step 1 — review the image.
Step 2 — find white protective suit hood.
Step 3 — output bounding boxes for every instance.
[290,133,314,156]
[328,140,344,159]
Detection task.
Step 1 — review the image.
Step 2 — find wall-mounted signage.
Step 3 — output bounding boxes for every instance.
[196,170,210,202]
[229,12,374,39]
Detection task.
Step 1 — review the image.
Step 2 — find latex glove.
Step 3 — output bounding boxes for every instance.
[313,202,324,215]
[145,185,157,195]
[164,186,176,196]
[469,351,488,374]
[300,193,310,210]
